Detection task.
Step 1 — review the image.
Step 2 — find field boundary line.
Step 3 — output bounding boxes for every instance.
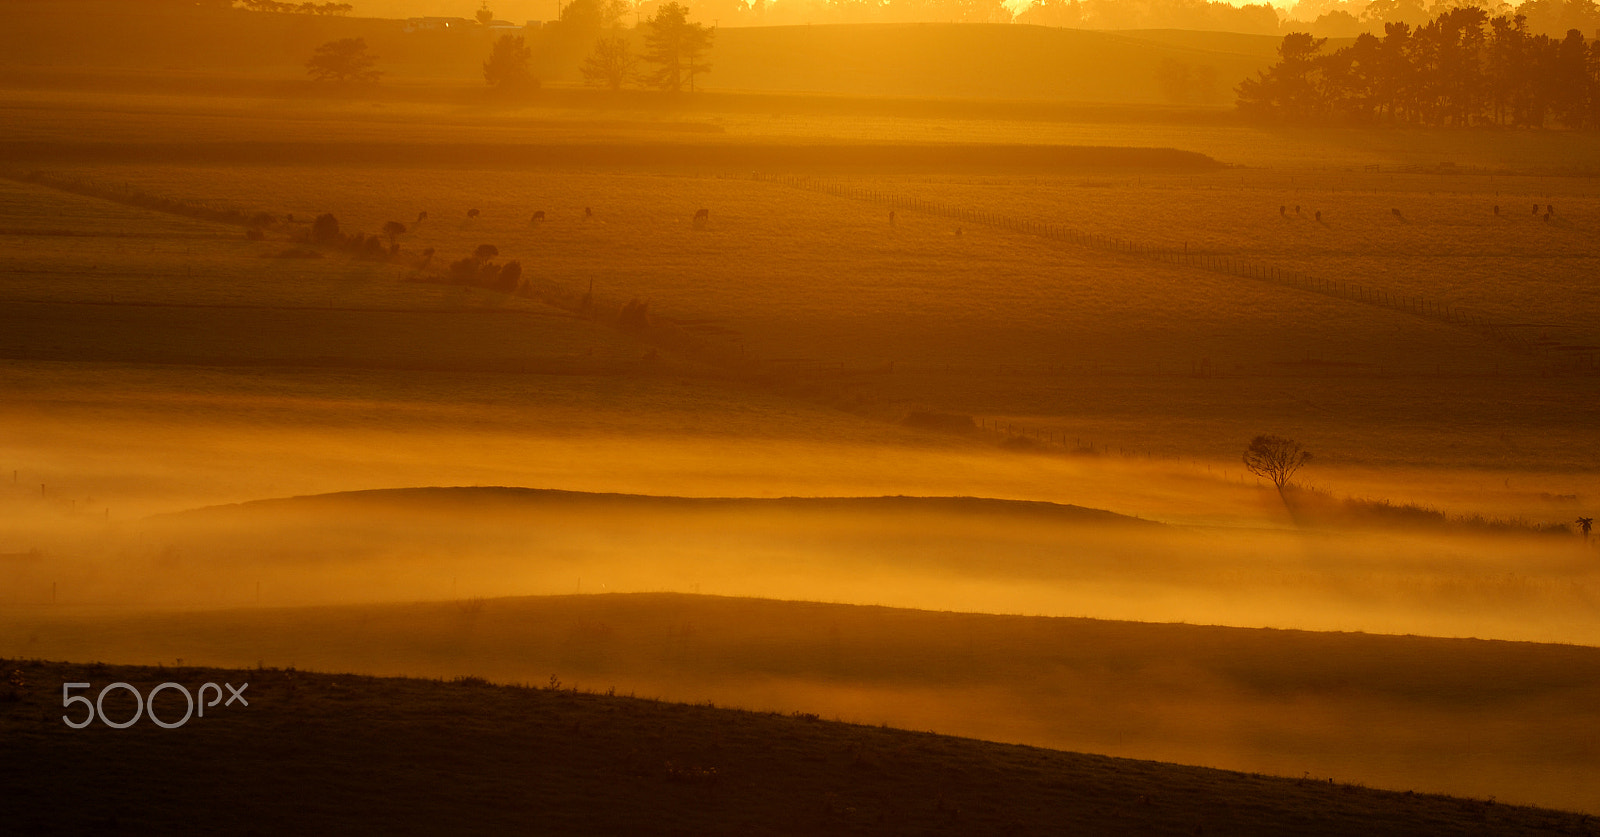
[0,298,571,318]
[751,173,1572,361]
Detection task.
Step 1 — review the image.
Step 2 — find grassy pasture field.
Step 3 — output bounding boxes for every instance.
[7,594,1600,815]
[6,658,1596,836]
[14,156,1595,485]
[866,170,1600,337]
[1,88,1593,518]
[7,76,1600,170]
[32,164,1516,370]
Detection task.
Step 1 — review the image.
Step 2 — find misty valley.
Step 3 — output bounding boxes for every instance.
[2,0,1599,833]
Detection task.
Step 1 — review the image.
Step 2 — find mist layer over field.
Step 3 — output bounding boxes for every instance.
[6,465,1599,641]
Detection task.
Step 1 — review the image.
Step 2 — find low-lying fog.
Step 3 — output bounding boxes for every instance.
[5,367,1598,814]
[4,483,1597,645]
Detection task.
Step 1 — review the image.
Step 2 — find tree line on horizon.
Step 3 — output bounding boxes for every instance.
[306,0,715,92]
[481,0,716,91]
[1237,7,1600,127]
[1281,0,1600,39]
[564,0,1600,37]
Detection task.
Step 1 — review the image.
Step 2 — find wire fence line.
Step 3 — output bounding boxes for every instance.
[750,172,1560,358]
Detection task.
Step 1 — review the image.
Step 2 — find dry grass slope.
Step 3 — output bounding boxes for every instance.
[8,592,1600,813]
[2,658,1596,836]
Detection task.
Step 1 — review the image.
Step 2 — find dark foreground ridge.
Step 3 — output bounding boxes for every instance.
[161,485,1156,527]
[3,658,1592,836]
[0,141,1222,171]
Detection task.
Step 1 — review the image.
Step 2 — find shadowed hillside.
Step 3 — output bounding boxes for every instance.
[3,657,1596,835]
[8,593,1600,813]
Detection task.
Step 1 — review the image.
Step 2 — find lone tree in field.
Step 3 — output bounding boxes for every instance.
[483,34,534,90]
[581,36,638,90]
[643,2,714,93]
[382,221,407,247]
[306,38,381,83]
[1243,435,1312,491]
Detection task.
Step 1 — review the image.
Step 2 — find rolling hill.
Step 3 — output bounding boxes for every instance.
[0,2,1278,105]
[7,592,1600,813]
[6,658,1595,835]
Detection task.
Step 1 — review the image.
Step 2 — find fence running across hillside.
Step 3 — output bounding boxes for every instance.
[751,173,1558,358]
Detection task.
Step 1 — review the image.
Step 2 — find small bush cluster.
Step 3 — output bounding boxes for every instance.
[443,244,525,294]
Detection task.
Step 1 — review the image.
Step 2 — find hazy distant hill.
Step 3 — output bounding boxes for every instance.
[0,2,1277,105]
[699,24,1277,102]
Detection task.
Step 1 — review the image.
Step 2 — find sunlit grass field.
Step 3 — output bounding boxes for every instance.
[12,156,1596,483]
[17,164,1525,371]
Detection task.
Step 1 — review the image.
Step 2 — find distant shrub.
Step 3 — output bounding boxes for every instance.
[312,213,341,245]
[448,257,478,283]
[496,260,522,293]
[382,220,407,247]
[359,235,387,260]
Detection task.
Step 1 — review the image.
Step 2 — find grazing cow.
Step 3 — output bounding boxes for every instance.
[1548,204,1555,214]
[1534,204,1540,214]
[584,207,593,218]
[1391,208,1401,217]
[1295,205,1301,215]
[693,208,709,229]
[467,208,479,219]
[417,211,428,222]
[531,211,545,223]
[955,227,963,237]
